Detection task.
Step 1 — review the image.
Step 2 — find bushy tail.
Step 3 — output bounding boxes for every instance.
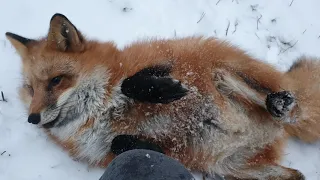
[283,56,320,143]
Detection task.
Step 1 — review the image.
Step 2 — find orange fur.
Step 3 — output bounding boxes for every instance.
[96,153,116,168]
[247,137,286,166]
[283,57,320,143]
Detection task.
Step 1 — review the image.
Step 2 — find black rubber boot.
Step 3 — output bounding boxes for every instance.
[99,149,195,180]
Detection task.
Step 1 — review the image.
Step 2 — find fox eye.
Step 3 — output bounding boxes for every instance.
[49,75,63,87]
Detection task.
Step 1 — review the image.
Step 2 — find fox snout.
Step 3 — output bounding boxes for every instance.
[28,113,41,124]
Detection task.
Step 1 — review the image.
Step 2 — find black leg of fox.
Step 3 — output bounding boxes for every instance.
[111,135,164,155]
[121,65,188,104]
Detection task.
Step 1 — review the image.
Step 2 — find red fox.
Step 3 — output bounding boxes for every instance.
[5,13,319,179]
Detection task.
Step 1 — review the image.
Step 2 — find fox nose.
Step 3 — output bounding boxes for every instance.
[28,113,41,124]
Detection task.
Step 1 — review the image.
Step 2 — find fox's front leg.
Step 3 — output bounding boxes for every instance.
[213,69,299,123]
[111,135,164,155]
[121,64,188,104]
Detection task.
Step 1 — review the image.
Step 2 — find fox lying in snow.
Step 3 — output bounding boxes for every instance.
[6,13,320,180]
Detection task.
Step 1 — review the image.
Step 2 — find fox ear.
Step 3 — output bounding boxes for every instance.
[5,32,35,57]
[47,13,85,52]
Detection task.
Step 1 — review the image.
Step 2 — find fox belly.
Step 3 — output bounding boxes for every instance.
[107,68,287,178]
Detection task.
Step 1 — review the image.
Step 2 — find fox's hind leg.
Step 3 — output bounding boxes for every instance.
[216,140,305,180]
[211,67,304,179]
[213,69,299,124]
[223,165,304,180]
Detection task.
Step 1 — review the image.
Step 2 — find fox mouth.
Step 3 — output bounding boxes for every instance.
[42,112,61,129]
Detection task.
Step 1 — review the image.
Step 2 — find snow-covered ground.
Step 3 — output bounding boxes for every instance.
[0,0,320,179]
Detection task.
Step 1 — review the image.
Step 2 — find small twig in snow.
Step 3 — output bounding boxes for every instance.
[197,12,206,23]
[278,40,298,55]
[318,35,320,39]
[1,151,6,155]
[232,20,239,34]
[271,18,277,24]
[302,29,307,34]
[290,0,295,6]
[216,0,222,5]
[0,91,7,102]
[255,33,260,39]
[122,7,133,12]
[51,164,60,169]
[250,4,258,11]
[174,30,177,37]
[225,20,230,36]
[280,39,293,47]
[232,0,239,4]
[257,15,262,30]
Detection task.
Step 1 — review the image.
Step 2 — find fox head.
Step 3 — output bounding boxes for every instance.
[6,13,119,128]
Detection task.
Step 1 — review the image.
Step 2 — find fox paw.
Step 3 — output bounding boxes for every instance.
[111,135,164,155]
[121,65,189,104]
[266,91,297,123]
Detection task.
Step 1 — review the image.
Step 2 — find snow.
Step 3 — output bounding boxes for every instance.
[0,0,320,179]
